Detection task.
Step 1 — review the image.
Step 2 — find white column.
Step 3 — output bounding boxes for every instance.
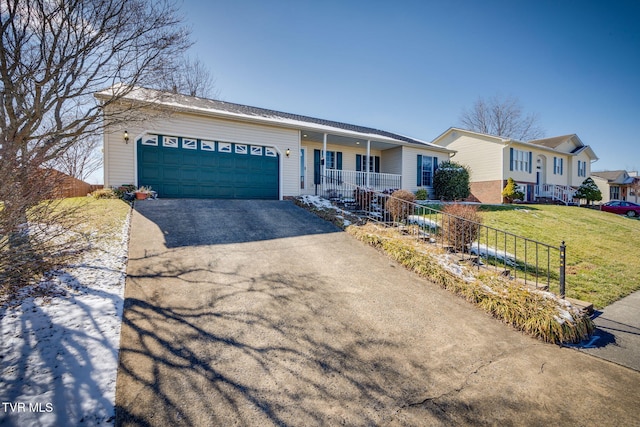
[322,133,327,192]
[366,140,371,188]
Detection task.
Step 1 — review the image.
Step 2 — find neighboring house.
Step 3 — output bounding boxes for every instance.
[95,86,453,200]
[431,128,599,204]
[591,170,639,203]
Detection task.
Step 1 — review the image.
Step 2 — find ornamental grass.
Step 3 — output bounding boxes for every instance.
[347,223,594,344]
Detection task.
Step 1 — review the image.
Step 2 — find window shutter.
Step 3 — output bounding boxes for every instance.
[356,154,361,172]
[433,157,439,173]
[417,155,423,186]
[509,148,514,171]
[560,158,563,175]
[314,149,321,184]
[553,157,557,175]
[375,156,380,173]
[336,152,343,170]
[528,152,532,173]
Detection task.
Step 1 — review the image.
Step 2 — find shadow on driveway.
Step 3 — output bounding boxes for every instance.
[133,199,340,247]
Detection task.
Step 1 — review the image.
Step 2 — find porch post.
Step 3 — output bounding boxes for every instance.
[366,140,371,188]
[322,133,327,193]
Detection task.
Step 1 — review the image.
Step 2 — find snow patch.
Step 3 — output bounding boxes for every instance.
[0,210,131,426]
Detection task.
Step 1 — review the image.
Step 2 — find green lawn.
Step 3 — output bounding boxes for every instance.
[477,204,640,309]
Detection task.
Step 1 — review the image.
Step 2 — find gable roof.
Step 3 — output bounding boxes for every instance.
[591,170,635,184]
[528,134,577,149]
[431,127,598,160]
[96,85,452,153]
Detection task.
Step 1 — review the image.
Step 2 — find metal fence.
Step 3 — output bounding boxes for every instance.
[321,179,567,297]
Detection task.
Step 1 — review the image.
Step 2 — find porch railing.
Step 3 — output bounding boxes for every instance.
[324,181,567,297]
[321,170,401,197]
[535,184,576,205]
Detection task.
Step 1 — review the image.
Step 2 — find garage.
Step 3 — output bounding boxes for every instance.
[137,134,279,199]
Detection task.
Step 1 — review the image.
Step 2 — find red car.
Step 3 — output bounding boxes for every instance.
[600,200,640,217]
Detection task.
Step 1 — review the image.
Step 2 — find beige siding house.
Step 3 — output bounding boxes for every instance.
[431,128,599,204]
[591,170,639,203]
[97,86,453,200]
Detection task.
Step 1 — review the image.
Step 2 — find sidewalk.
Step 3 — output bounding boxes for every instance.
[576,290,640,371]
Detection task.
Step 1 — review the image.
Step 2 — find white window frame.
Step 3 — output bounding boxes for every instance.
[163,136,179,148]
[251,146,262,156]
[235,144,248,154]
[512,149,530,172]
[265,147,277,157]
[218,142,232,153]
[182,138,197,150]
[325,151,337,170]
[201,140,215,151]
[141,135,158,146]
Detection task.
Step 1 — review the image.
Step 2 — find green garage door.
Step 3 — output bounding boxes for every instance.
[137,135,279,199]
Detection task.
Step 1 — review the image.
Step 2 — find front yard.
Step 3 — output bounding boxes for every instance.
[475,204,639,309]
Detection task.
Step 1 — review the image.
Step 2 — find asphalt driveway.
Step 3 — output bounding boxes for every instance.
[116,199,640,426]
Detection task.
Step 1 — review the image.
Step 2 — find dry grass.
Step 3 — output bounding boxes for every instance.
[1,197,130,302]
[347,223,594,344]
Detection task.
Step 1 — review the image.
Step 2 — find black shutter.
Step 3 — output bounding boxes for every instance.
[314,149,321,184]
[336,152,343,170]
[417,155,423,186]
[509,148,514,171]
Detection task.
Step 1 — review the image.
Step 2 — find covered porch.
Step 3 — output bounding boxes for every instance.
[299,130,405,196]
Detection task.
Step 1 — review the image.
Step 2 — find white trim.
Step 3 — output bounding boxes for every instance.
[182,138,197,150]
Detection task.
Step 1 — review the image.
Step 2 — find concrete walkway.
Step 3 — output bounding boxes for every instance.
[115,199,640,426]
[578,290,640,371]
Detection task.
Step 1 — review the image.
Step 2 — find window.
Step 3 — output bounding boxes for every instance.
[218,142,232,153]
[251,146,263,156]
[577,160,587,177]
[510,148,531,172]
[325,151,337,169]
[141,135,158,146]
[356,155,380,172]
[163,136,178,148]
[610,186,620,200]
[265,147,277,157]
[553,157,564,175]
[417,155,438,187]
[182,138,197,150]
[235,144,247,154]
[201,140,215,151]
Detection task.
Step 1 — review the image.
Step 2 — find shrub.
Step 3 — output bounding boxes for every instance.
[415,188,428,200]
[387,190,416,222]
[433,161,471,201]
[90,188,118,199]
[502,177,525,203]
[113,184,136,200]
[573,177,602,206]
[441,203,482,252]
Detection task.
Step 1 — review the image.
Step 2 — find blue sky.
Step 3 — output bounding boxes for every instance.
[181,0,640,172]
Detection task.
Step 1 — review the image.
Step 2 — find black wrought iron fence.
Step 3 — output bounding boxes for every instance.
[319,178,567,297]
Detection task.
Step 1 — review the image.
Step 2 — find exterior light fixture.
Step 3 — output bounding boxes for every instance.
[123,130,129,144]
[286,148,291,157]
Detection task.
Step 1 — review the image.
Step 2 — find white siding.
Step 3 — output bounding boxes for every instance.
[105,111,300,198]
[440,133,504,182]
[381,147,402,175]
[592,176,611,203]
[401,146,449,195]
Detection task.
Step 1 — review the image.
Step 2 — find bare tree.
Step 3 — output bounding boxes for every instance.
[459,95,545,140]
[51,136,102,182]
[163,56,218,98]
[0,0,191,296]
